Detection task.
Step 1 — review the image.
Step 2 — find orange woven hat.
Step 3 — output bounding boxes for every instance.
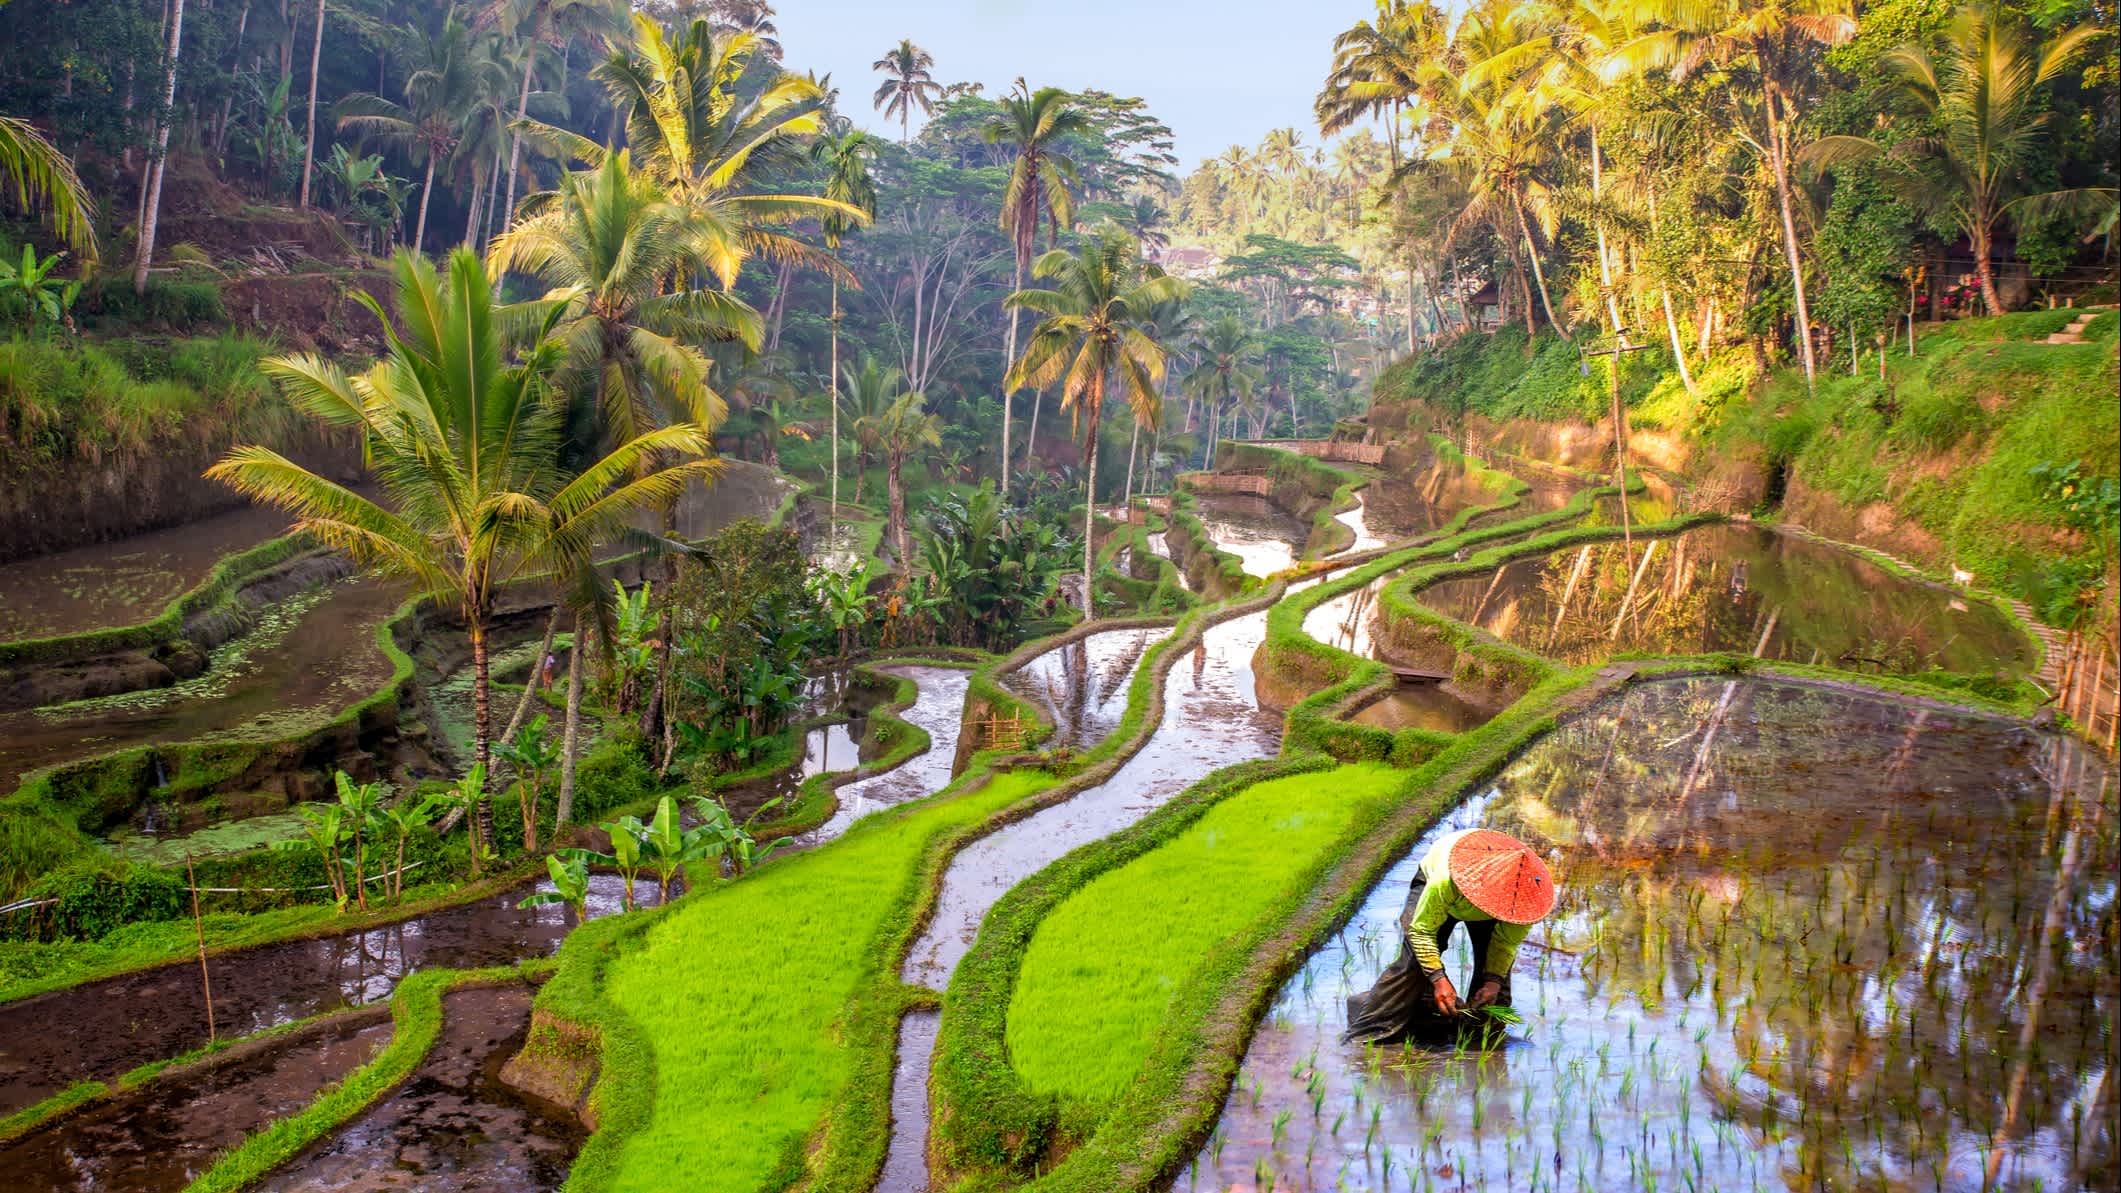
[1448,830,1557,925]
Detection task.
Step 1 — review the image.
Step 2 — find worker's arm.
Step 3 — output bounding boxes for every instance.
[1406,876,1456,977]
[1482,919,1530,977]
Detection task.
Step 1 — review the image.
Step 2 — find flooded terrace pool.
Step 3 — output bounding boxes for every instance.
[1415,522,2035,678]
[1195,493,1312,579]
[1180,677,2117,1193]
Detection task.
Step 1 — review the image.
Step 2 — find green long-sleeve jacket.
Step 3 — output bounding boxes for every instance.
[1408,829,1530,978]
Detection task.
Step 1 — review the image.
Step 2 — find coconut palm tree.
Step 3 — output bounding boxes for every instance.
[1316,0,1450,166]
[871,39,941,144]
[987,81,1089,491]
[337,11,507,253]
[1006,231,1188,588]
[839,355,901,507]
[862,391,943,568]
[482,0,628,239]
[487,150,750,445]
[810,129,878,528]
[208,248,718,844]
[1617,0,1857,386]
[1805,7,2100,316]
[1183,316,1264,469]
[0,116,97,259]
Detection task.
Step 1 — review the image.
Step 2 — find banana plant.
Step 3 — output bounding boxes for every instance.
[427,763,491,878]
[0,245,80,333]
[333,772,387,913]
[609,580,659,716]
[495,714,560,853]
[586,813,650,910]
[378,793,440,901]
[689,795,787,877]
[277,803,348,910]
[641,795,716,902]
[517,851,593,922]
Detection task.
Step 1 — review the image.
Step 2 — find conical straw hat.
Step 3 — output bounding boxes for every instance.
[1448,830,1556,925]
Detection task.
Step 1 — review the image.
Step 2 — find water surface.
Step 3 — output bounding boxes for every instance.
[998,627,1170,752]
[1195,494,1311,579]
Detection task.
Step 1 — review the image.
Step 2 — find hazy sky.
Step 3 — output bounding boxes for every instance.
[771,0,1369,171]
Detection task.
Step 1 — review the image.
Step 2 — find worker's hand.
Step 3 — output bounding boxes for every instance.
[1432,974,1459,1016]
[1467,976,1503,1010]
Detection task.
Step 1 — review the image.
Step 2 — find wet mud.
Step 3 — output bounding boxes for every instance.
[0,873,660,1117]
[0,1013,392,1192]
[997,627,1170,752]
[257,983,582,1193]
[1181,677,2118,1193]
[1416,522,2033,677]
[0,575,405,796]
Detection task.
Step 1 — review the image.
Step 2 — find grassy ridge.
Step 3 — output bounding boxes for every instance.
[1007,763,1405,1106]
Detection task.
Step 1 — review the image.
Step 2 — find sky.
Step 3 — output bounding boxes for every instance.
[771,0,1371,172]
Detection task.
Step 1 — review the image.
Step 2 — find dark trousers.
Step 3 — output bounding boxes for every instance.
[1343,868,1514,1045]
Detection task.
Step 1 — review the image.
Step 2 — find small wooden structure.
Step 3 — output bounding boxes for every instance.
[1390,667,1449,686]
[974,712,1033,752]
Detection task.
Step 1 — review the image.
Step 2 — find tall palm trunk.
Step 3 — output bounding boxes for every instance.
[297,0,325,207]
[1513,192,1566,339]
[470,614,496,854]
[1121,414,1140,511]
[1024,389,1043,470]
[1001,257,1023,493]
[413,154,436,254]
[1763,85,1817,385]
[554,614,584,829]
[132,0,185,296]
[1971,216,2004,317]
[886,450,910,567]
[1080,402,1101,600]
[501,47,534,245]
[505,607,560,743]
[829,277,841,528]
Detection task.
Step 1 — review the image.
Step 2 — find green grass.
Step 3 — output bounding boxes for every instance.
[0,331,290,473]
[1007,763,1405,1108]
[594,769,1051,1193]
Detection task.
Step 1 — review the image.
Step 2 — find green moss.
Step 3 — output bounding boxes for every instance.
[1008,763,1405,1108]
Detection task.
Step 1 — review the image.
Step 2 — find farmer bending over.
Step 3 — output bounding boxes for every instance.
[1345,828,1556,1044]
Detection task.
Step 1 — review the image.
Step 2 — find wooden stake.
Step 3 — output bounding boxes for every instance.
[187,852,216,1042]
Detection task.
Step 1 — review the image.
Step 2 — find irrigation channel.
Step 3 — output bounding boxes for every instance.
[876,496,1333,1193]
[997,627,1170,751]
[1177,676,2117,1193]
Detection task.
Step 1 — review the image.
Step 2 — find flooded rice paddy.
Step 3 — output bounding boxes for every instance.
[1301,567,1494,734]
[256,982,582,1193]
[1195,494,1312,578]
[0,575,404,795]
[0,1011,392,1192]
[0,873,661,1116]
[1334,493,1389,553]
[1180,676,2117,1193]
[998,626,1170,752]
[1417,523,2034,678]
[791,664,970,847]
[0,502,294,643]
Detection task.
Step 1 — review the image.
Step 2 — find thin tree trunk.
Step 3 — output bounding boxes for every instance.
[1972,219,2004,317]
[1024,390,1043,470]
[829,277,841,529]
[505,608,560,743]
[1081,409,1100,601]
[1766,95,1817,386]
[471,615,496,856]
[887,452,910,567]
[554,615,584,829]
[297,0,324,208]
[1122,415,1140,511]
[1001,258,1023,493]
[278,0,293,83]
[215,1,252,158]
[1661,284,1697,394]
[500,48,534,246]
[1514,194,1566,340]
[133,0,185,296]
[413,154,435,254]
[464,164,483,247]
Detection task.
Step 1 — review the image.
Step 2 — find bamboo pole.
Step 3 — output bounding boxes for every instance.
[1608,540,1661,641]
[1752,605,1781,658]
[1547,545,1594,650]
[187,853,216,1041]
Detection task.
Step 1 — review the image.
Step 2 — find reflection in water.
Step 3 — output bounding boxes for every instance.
[1361,451,1501,539]
[792,665,971,847]
[1145,532,1192,591]
[1195,494,1310,579]
[1182,678,2118,1193]
[999,627,1170,752]
[1334,492,1389,553]
[0,872,663,1116]
[1417,523,2033,678]
[1350,687,1489,735]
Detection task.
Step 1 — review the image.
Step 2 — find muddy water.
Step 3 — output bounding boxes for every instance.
[0,575,404,795]
[1180,678,2118,1193]
[876,1010,941,1193]
[0,502,294,643]
[258,983,582,1193]
[998,627,1170,752]
[1362,451,1500,539]
[715,721,866,827]
[791,666,971,848]
[1348,687,1490,735]
[0,1013,392,1192]
[0,873,661,1117]
[1417,522,2034,678]
[1195,494,1311,578]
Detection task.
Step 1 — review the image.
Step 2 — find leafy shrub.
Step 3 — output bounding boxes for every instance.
[79,277,227,330]
[7,863,187,942]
